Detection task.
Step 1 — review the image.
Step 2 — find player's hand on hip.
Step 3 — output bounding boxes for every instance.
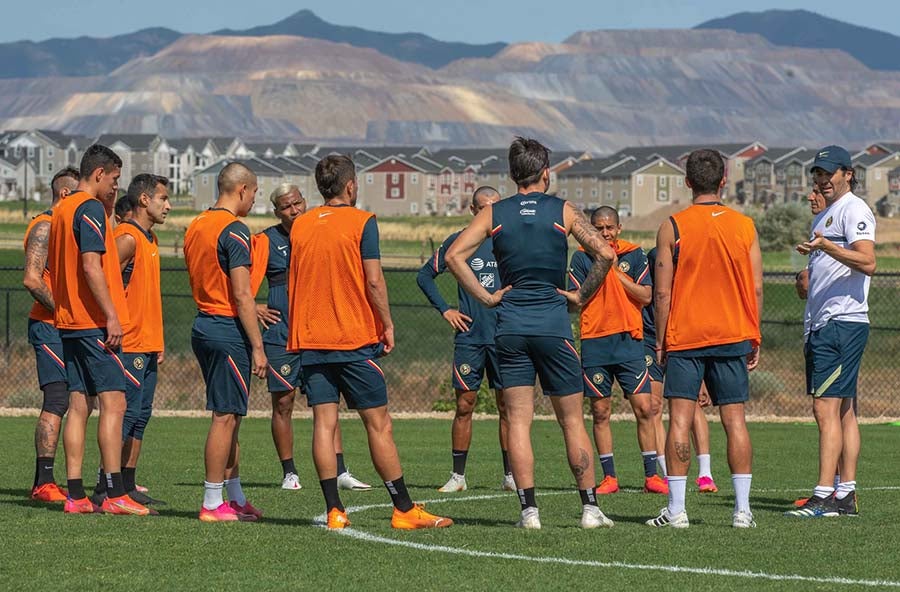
[256,304,280,329]
[251,347,267,379]
[443,309,472,332]
[486,285,511,308]
[747,346,760,371]
[381,326,395,355]
[556,288,581,309]
[105,317,123,349]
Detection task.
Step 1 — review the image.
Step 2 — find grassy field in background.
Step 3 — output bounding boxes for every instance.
[1,417,899,591]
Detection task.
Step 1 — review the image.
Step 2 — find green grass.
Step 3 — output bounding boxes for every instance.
[1,416,898,590]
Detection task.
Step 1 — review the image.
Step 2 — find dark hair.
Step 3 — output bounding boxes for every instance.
[50,166,79,197]
[471,185,500,207]
[315,154,356,199]
[79,144,123,180]
[508,137,550,188]
[685,149,725,195]
[591,205,619,225]
[115,195,133,219]
[841,167,859,191]
[126,174,168,210]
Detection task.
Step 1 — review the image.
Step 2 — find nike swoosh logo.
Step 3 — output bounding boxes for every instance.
[635,374,644,380]
[277,245,288,251]
[319,212,332,218]
[712,211,725,217]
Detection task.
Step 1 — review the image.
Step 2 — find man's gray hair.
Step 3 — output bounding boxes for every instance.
[270,182,300,207]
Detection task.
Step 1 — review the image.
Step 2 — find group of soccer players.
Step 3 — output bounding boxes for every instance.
[23,136,873,528]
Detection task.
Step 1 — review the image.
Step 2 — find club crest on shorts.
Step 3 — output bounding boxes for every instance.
[618,260,630,273]
[280,364,291,376]
[133,356,144,370]
[459,363,472,376]
[592,373,604,385]
[645,354,653,367]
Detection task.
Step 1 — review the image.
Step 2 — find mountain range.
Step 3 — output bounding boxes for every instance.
[3,10,900,148]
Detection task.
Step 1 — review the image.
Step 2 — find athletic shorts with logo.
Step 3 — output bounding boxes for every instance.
[644,341,663,382]
[452,343,502,392]
[121,352,158,440]
[583,357,651,399]
[805,320,869,399]
[61,329,127,395]
[29,319,67,388]
[265,342,304,394]
[664,342,751,406]
[495,334,582,396]
[192,335,252,416]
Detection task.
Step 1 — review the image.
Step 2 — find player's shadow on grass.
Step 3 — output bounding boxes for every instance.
[0,488,63,511]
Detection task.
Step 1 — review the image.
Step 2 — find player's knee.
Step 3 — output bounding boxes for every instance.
[630,397,654,422]
[591,401,611,423]
[40,382,69,418]
[455,392,477,416]
[274,393,294,416]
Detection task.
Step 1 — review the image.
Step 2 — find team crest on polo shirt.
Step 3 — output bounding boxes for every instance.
[133,356,144,370]
[280,364,291,376]
[825,216,833,228]
[618,261,631,273]
[645,355,653,367]
[592,373,604,385]
[459,363,472,376]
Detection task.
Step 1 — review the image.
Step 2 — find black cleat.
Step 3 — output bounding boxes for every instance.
[784,494,839,518]
[128,489,167,506]
[89,491,108,508]
[835,491,858,516]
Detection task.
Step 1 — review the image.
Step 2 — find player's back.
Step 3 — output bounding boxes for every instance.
[184,208,247,318]
[491,192,570,338]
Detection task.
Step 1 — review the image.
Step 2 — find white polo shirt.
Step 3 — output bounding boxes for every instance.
[804,191,875,337]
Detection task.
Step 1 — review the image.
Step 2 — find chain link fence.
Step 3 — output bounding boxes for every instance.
[1,267,898,418]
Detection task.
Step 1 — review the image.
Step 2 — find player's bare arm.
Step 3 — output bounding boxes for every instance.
[81,250,123,348]
[446,205,510,308]
[748,230,764,371]
[797,234,876,276]
[564,201,615,307]
[230,265,267,378]
[616,267,652,305]
[22,220,54,313]
[362,258,396,354]
[115,232,136,273]
[653,219,676,365]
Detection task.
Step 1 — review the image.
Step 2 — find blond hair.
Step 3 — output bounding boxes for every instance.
[269,183,301,207]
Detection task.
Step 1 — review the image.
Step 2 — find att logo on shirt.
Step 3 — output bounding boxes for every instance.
[470,258,497,271]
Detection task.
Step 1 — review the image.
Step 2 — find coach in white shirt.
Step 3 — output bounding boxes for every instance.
[790,145,876,518]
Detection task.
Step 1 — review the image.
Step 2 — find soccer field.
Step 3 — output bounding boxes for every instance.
[1,416,898,591]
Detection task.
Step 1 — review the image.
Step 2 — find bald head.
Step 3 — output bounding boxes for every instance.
[591,206,619,225]
[472,186,500,208]
[217,162,256,195]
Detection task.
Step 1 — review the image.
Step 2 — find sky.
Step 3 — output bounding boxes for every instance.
[4,0,900,44]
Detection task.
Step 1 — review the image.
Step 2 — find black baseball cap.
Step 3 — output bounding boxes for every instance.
[810,145,852,174]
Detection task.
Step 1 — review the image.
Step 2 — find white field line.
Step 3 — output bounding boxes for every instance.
[312,491,900,589]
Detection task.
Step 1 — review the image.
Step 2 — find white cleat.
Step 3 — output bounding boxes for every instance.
[732,510,757,528]
[281,472,302,491]
[646,507,689,528]
[337,471,373,491]
[437,472,467,493]
[581,504,614,529]
[516,507,541,529]
[501,473,517,492]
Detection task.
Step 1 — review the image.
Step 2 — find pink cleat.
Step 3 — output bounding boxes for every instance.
[696,475,718,493]
[199,502,240,522]
[229,500,262,521]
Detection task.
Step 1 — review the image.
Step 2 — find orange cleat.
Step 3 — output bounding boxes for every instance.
[391,504,453,529]
[327,508,350,529]
[595,475,619,495]
[101,494,152,516]
[63,496,103,514]
[644,474,669,494]
[199,503,240,522]
[31,482,67,502]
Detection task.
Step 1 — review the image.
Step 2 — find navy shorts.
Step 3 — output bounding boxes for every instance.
[61,330,126,395]
[805,320,869,399]
[265,343,304,394]
[495,334,582,396]
[583,357,652,399]
[452,343,502,392]
[302,358,388,410]
[29,320,67,388]
[121,352,158,440]
[192,336,252,416]
[664,355,749,406]
[644,342,664,382]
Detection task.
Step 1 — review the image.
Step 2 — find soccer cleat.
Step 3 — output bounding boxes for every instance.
[199,502,240,522]
[31,482,67,502]
[337,472,373,491]
[696,475,718,493]
[581,505,614,529]
[644,474,669,494]
[229,500,263,521]
[646,507,690,528]
[784,494,838,518]
[516,507,541,529]
[282,472,303,491]
[793,497,810,507]
[64,496,103,514]
[501,473,517,492]
[835,491,859,516]
[732,511,757,528]
[101,494,152,516]
[326,508,351,529]
[128,490,167,506]
[595,475,619,495]
[391,503,453,529]
[437,472,467,493]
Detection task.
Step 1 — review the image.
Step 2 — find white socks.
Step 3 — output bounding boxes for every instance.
[667,476,687,516]
[203,481,224,510]
[732,474,752,514]
[225,477,246,506]
[657,455,667,477]
[696,454,712,479]
[814,485,835,499]
[836,481,856,500]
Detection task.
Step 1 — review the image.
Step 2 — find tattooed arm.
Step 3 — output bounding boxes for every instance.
[558,201,615,308]
[23,220,54,313]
